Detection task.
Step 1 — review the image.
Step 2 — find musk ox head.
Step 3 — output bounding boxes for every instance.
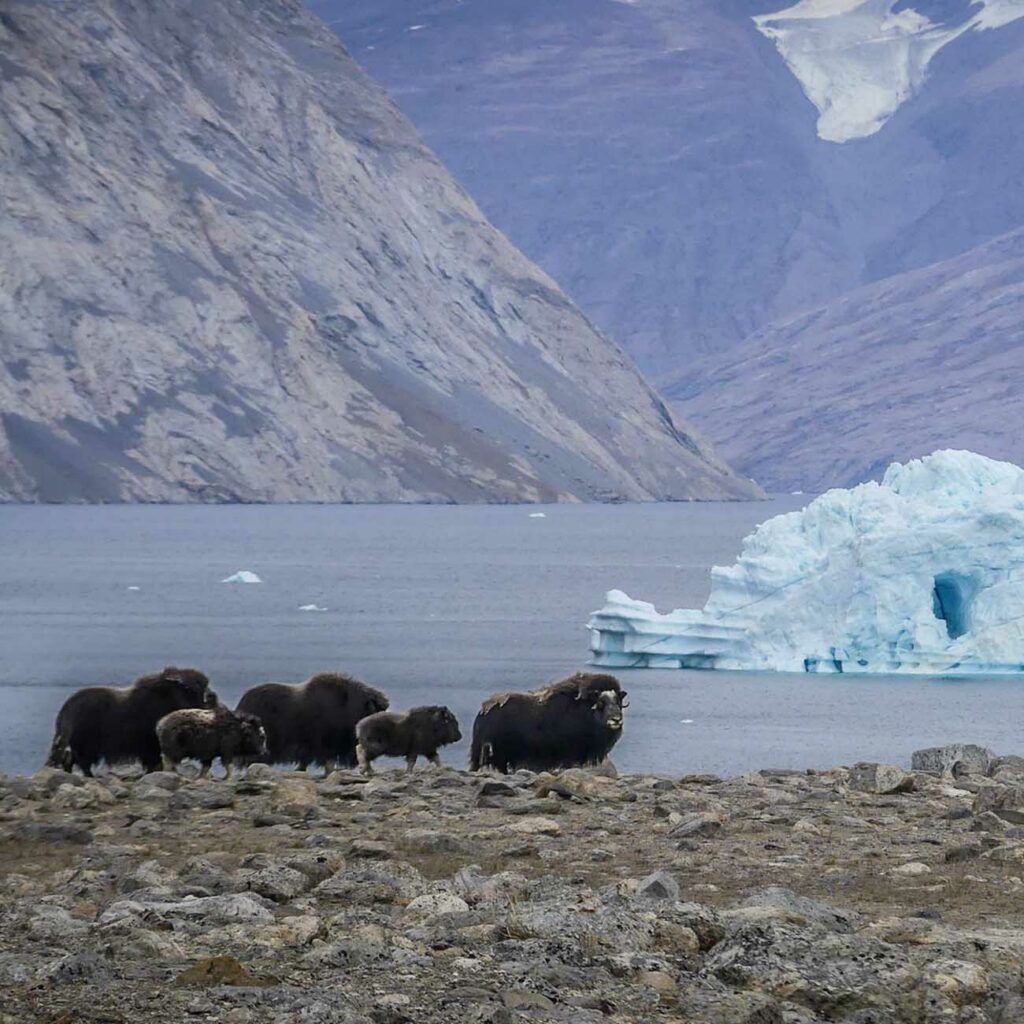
[589,690,625,733]
[159,667,217,707]
[364,687,390,716]
[426,706,462,745]
[235,712,269,761]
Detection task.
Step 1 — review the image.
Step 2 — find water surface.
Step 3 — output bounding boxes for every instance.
[2,499,1021,776]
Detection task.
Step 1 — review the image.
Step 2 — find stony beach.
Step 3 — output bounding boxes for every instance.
[4,746,1024,1023]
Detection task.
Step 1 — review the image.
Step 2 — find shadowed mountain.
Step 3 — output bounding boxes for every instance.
[0,0,758,503]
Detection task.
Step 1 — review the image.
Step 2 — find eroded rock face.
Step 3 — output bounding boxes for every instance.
[3,755,1024,1023]
[0,0,757,505]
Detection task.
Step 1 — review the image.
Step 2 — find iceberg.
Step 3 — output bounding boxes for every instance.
[589,451,1024,676]
[222,570,262,584]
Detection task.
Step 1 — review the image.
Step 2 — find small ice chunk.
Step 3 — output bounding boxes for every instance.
[222,570,262,584]
[298,604,327,612]
[680,719,695,724]
[529,512,547,518]
[127,586,141,591]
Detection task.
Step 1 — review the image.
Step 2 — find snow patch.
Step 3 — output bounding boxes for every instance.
[222,570,262,584]
[754,0,1024,142]
[589,450,1024,676]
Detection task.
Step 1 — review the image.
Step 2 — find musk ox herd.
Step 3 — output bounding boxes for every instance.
[45,669,628,779]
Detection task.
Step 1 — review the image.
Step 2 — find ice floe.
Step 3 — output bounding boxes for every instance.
[298,604,328,612]
[589,450,1024,675]
[222,570,262,584]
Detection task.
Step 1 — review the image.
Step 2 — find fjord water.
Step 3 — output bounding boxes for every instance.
[2,499,1023,777]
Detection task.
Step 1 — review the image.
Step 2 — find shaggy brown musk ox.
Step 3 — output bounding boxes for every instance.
[469,672,627,773]
[355,706,462,775]
[236,672,389,773]
[47,667,215,776]
[157,705,268,778]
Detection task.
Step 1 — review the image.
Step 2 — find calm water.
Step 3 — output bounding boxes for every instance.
[2,499,1022,777]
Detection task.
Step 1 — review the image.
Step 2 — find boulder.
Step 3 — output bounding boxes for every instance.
[848,763,915,795]
[635,871,680,902]
[911,745,995,776]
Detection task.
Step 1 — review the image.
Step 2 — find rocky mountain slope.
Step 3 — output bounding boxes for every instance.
[0,0,757,504]
[667,227,1024,492]
[317,0,1024,491]
[317,0,1024,381]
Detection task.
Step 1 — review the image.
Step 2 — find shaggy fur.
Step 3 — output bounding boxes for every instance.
[356,706,462,775]
[236,672,389,773]
[47,667,215,776]
[157,705,267,778]
[470,672,627,773]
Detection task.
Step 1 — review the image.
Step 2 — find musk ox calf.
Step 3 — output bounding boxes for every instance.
[47,667,216,776]
[156,705,267,778]
[469,672,627,773]
[356,706,462,775]
[236,672,389,774]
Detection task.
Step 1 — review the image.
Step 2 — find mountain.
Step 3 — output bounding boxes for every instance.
[312,0,857,375]
[0,0,758,503]
[317,0,1024,491]
[315,0,1024,382]
[666,227,1024,492]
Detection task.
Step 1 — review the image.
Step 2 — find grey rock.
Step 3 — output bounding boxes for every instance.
[237,864,311,903]
[0,0,755,505]
[670,814,724,840]
[634,871,680,902]
[44,951,112,986]
[399,828,469,854]
[7,821,93,845]
[743,887,859,933]
[910,745,995,776]
[848,764,914,796]
[99,892,275,926]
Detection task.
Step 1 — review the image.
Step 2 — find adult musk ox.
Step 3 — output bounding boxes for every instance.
[469,672,627,773]
[157,705,267,779]
[356,706,462,775]
[47,667,215,776]
[236,672,389,773]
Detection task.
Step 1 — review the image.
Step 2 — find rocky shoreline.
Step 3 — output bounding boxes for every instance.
[4,745,1024,1023]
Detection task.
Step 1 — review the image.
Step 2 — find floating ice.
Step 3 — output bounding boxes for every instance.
[127,586,140,591]
[589,451,1024,676]
[222,570,262,584]
[529,512,547,519]
[298,604,327,612]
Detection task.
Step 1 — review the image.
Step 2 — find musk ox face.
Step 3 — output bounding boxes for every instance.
[591,691,624,732]
[236,713,269,760]
[161,667,216,707]
[432,706,462,745]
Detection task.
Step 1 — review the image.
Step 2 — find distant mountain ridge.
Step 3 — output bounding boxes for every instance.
[668,226,1024,491]
[318,0,1024,489]
[0,0,758,503]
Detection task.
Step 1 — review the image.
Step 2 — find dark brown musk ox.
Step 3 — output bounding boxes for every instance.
[46,667,216,776]
[236,672,389,774]
[156,705,267,779]
[469,672,627,773]
[355,706,462,775]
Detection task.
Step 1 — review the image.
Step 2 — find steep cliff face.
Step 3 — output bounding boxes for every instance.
[0,0,758,504]
[667,228,1024,492]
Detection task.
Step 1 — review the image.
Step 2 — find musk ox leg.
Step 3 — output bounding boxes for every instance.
[322,760,335,778]
[429,753,442,768]
[222,760,233,780]
[161,755,177,774]
[405,754,417,774]
[356,743,373,777]
[297,760,309,772]
[199,761,212,779]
